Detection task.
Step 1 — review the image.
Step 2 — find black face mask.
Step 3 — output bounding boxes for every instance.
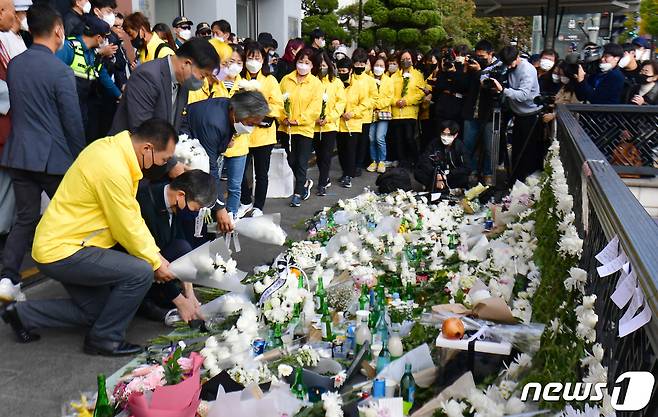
[353,67,365,75]
[474,57,489,68]
[639,74,652,84]
[131,36,144,50]
[141,148,169,181]
[338,72,350,82]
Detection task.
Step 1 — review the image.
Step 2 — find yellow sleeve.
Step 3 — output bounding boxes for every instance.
[329,81,346,123]
[278,78,289,123]
[265,76,284,119]
[297,80,323,127]
[406,71,426,105]
[380,77,395,108]
[96,174,161,270]
[351,79,373,118]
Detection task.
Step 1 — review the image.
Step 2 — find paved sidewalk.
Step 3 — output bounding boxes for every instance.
[0,164,380,416]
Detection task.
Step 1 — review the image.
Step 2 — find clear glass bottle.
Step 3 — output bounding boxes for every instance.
[355,310,371,354]
[388,326,404,360]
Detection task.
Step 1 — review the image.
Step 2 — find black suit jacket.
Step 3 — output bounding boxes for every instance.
[110,57,189,134]
[136,183,184,250]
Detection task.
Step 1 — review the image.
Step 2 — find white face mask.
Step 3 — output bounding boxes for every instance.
[551,73,560,83]
[317,39,326,48]
[388,64,398,73]
[539,58,554,71]
[373,66,385,76]
[20,17,28,32]
[227,62,243,77]
[560,76,570,84]
[599,62,614,72]
[245,59,262,74]
[179,29,192,41]
[441,134,456,146]
[639,49,651,62]
[296,62,311,76]
[82,1,91,13]
[102,12,115,28]
[234,122,254,135]
[213,34,224,42]
[618,55,631,69]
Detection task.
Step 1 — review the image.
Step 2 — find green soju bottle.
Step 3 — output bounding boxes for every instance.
[93,374,113,417]
[290,366,307,401]
[293,272,305,319]
[359,285,370,310]
[321,300,334,341]
[270,322,284,349]
[315,276,327,314]
[400,363,416,415]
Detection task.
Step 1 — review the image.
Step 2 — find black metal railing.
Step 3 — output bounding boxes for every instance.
[565,104,658,177]
[557,104,658,417]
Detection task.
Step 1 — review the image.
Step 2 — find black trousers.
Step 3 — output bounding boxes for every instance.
[240,144,274,210]
[312,131,336,187]
[356,123,371,168]
[282,133,314,195]
[2,169,61,284]
[337,132,358,178]
[511,113,544,182]
[391,119,418,167]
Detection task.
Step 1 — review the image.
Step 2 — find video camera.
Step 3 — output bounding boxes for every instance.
[533,92,556,114]
[574,46,603,75]
[482,62,508,91]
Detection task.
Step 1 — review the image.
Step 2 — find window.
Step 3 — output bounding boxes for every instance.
[288,16,299,40]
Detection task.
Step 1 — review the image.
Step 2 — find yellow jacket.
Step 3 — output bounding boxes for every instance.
[339,73,373,133]
[356,72,378,120]
[390,68,426,120]
[139,32,174,64]
[188,75,241,104]
[419,74,435,120]
[245,71,284,147]
[315,76,346,133]
[372,73,395,117]
[278,72,323,139]
[32,131,161,270]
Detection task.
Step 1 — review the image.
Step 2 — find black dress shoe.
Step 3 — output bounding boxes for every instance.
[83,337,144,357]
[1,302,40,343]
[137,298,170,322]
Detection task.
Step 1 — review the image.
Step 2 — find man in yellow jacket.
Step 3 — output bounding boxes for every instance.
[2,119,178,356]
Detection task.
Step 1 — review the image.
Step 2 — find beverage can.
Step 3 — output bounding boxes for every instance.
[252,338,266,355]
[373,378,386,398]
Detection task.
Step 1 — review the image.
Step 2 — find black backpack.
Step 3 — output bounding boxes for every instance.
[375,167,413,193]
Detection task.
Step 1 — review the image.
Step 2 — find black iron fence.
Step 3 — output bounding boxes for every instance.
[557,104,658,417]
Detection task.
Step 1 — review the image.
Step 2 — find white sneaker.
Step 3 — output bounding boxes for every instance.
[0,278,23,303]
[236,203,252,219]
[251,208,263,217]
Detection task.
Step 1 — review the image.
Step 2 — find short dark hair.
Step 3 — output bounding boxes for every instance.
[91,0,117,9]
[474,40,494,53]
[603,43,624,58]
[115,12,124,20]
[28,4,62,39]
[441,120,460,135]
[176,38,220,70]
[311,28,325,40]
[170,170,217,208]
[294,47,315,64]
[312,50,335,81]
[132,119,178,151]
[641,60,658,76]
[230,90,270,120]
[541,48,558,59]
[499,46,520,65]
[622,43,635,53]
[336,57,352,70]
[397,49,417,66]
[211,19,231,33]
[243,41,271,76]
[351,48,368,64]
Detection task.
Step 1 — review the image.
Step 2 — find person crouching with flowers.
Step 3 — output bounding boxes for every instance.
[311,51,346,196]
[278,48,323,207]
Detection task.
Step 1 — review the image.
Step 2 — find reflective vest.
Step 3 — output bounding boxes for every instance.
[67,37,102,81]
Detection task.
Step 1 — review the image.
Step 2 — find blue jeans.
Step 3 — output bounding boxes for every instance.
[463,119,493,176]
[369,121,388,162]
[219,155,247,215]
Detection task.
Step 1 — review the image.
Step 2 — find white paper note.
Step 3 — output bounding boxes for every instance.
[378,398,404,417]
[619,300,652,338]
[597,252,628,277]
[595,236,619,264]
[611,270,637,308]
[619,286,644,325]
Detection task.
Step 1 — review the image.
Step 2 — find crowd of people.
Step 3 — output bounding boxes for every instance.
[0,0,655,355]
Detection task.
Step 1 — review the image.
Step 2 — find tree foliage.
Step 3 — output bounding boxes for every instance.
[640,0,658,36]
[302,0,349,43]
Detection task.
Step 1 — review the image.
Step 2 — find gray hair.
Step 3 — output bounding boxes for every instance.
[230,90,270,120]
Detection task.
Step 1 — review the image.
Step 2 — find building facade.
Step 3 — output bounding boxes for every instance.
[119,0,301,52]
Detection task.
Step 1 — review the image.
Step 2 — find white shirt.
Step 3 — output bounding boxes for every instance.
[0,31,26,59]
[164,184,173,226]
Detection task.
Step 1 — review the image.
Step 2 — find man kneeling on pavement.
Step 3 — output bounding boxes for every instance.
[1,119,205,356]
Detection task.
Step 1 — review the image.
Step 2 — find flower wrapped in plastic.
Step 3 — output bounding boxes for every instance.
[175,134,210,173]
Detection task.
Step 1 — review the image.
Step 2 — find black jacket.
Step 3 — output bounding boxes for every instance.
[433,69,468,121]
[136,183,184,249]
[462,70,497,122]
[63,9,84,37]
[274,59,295,81]
[414,137,471,191]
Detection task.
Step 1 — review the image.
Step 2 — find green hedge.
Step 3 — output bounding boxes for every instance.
[420,26,446,45]
[363,0,384,15]
[371,8,389,25]
[410,0,437,10]
[359,29,376,48]
[376,27,397,45]
[388,7,413,24]
[390,0,412,7]
[397,28,421,45]
[420,9,441,26]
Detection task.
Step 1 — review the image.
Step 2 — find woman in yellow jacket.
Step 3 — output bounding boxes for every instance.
[352,49,378,176]
[278,48,323,207]
[311,51,346,196]
[335,56,373,189]
[389,49,426,168]
[188,44,242,104]
[238,42,284,216]
[367,55,394,174]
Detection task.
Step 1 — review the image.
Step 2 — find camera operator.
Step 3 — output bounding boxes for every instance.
[432,47,468,131]
[575,43,625,104]
[488,46,543,182]
[461,40,498,186]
